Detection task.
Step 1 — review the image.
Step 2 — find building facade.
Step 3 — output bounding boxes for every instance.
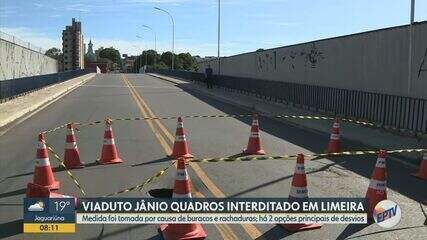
[122,54,137,73]
[85,39,96,62]
[62,18,84,71]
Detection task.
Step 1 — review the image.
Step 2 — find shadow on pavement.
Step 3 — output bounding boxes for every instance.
[336,223,372,240]
[0,203,22,206]
[85,224,150,240]
[228,161,343,198]
[84,162,100,168]
[172,82,427,202]
[1,171,33,180]
[0,164,91,181]
[345,225,426,239]
[148,188,173,198]
[0,219,22,239]
[0,188,26,199]
[226,152,247,159]
[256,225,294,239]
[132,157,171,167]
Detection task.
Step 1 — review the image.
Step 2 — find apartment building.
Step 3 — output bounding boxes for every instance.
[62,18,84,71]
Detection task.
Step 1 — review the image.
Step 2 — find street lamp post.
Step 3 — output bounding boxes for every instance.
[142,25,157,66]
[154,7,175,70]
[132,44,142,73]
[136,35,148,69]
[218,0,221,76]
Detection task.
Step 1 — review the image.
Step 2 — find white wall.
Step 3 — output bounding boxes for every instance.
[198,22,427,99]
[0,39,58,80]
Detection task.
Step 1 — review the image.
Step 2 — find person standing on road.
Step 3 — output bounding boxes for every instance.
[205,65,213,89]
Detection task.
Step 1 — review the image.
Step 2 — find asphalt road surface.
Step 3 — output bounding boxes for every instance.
[0,74,426,240]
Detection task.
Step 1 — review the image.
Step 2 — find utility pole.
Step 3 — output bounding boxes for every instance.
[408,0,415,95]
[133,44,142,73]
[142,25,157,66]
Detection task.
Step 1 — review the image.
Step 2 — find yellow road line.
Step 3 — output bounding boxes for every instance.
[123,75,239,240]
[130,84,175,141]
[193,192,239,240]
[123,75,172,153]
[124,74,263,239]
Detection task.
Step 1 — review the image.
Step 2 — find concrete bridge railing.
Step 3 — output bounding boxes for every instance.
[148,69,427,135]
[0,69,96,102]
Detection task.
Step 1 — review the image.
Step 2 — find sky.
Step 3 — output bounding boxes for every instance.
[0,0,426,57]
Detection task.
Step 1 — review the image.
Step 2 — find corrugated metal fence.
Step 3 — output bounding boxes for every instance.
[0,69,95,101]
[148,69,427,134]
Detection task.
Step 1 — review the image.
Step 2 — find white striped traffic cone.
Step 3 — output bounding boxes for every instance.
[326,118,341,153]
[412,152,427,180]
[64,123,84,169]
[243,113,266,155]
[365,150,387,218]
[168,117,194,159]
[99,118,123,165]
[159,158,207,239]
[280,154,322,232]
[31,133,60,190]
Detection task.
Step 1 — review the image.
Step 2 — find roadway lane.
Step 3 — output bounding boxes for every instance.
[0,74,184,239]
[0,73,426,240]
[126,74,427,239]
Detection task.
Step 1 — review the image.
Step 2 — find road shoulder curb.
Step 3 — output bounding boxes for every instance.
[0,73,96,136]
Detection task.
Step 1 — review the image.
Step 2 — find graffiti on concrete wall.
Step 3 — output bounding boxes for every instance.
[281,50,298,70]
[418,47,427,80]
[257,51,276,72]
[0,39,57,80]
[281,43,325,70]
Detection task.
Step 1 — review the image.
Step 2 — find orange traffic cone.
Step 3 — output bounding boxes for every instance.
[365,150,387,218]
[31,133,60,190]
[26,183,77,205]
[411,152,427,180]
[326,118,341,153]
[159,158,207,239]
[243,114,266,155]
[99,119,123,165]
[64,123,84,169]
[168,117,194,159]
[280,154,322,232]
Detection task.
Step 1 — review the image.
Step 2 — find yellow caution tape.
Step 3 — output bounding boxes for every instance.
[188,148,427,163]
[103,161,175,197]
[42,113,423,136]
[42,123,68,134]
[189,155,297,163]
[45,143,87,196]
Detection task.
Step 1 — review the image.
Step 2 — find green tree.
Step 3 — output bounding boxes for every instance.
[130,50,199,72]
[132,55,144,72]
[173,54,184,70]
[141,50,160,66]
[177,53,197,71]
[95,47,104,58]
[45,47,62,60]
[153,61,168,70]
[160,51,173,69]
[98,47,122,66]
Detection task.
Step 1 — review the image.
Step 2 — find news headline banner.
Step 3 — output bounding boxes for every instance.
[76,198,367,224]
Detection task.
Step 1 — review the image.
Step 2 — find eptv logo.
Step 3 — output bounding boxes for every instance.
[373,200,401,228]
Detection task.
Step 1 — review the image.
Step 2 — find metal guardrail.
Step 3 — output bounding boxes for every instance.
[148,69,427,134]
[0,69,95,101]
